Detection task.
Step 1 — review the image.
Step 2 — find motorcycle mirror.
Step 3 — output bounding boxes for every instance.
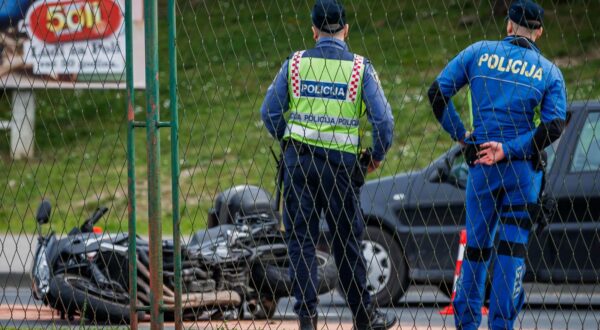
[35,200,52,225]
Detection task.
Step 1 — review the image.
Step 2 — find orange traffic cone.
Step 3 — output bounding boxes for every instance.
[439,229,489,316]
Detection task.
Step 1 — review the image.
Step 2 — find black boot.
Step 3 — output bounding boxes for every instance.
[353,307,397,330]
[299,314,318,330]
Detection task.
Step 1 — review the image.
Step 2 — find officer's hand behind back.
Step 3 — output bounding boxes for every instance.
[367,160,381,173]
[475,141,505,165]
[360,148,379,173]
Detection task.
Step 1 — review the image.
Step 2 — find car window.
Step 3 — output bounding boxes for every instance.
[449,152,468,188]
[545,138,560,171]
[570,112,600,173]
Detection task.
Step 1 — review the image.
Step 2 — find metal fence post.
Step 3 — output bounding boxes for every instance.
[143,0,164,326]
[167,0,182,326]
[125,0,139,327]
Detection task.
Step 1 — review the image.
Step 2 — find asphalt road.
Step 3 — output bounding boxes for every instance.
[2,234,599,328]
[1,285,599,329]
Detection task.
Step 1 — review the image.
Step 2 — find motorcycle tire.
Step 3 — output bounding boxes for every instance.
[49,274,139,324]
[251,250,338,298]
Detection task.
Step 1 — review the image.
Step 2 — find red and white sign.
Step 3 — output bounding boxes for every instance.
[22,0,126,78]
[27,0,123,44]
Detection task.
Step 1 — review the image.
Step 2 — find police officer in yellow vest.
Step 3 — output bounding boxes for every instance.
[261,1,395,329]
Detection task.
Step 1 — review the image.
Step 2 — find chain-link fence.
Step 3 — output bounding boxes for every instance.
[1,0,599,329]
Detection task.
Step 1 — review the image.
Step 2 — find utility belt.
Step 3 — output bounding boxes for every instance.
[463,141,547,172]
[282,139,370,188]
[352,148,372,188]
[282,139,325,159]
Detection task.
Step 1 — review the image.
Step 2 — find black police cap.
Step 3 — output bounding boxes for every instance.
[508,0,544,29]
[312,0,346,34]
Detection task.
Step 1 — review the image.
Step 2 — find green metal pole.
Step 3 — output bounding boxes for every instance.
[143,0,163,326]
[167,0,182,326]
[125,0,138,327]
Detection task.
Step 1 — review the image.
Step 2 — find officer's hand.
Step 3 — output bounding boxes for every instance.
[475,142,505,165]
[367,160,381,173]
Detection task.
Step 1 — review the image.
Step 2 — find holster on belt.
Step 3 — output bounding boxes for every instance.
[463,136,481,167]
[352,148,372,188]
[532,149,548,172]
[464,143,481,167]
[533,149,552,234]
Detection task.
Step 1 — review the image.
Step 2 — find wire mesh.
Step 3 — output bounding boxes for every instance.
[0,0,599,329]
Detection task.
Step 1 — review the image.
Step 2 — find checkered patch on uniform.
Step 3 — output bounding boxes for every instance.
[346,55,364,103]
[290,50,305,98]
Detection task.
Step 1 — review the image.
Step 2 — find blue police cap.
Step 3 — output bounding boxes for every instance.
[312,0,346,34]
[508,0,544,29]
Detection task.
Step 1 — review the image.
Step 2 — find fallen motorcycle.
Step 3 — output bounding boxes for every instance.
[31,197,337,323]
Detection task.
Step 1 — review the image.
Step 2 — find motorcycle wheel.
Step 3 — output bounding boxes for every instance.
[49,274,138,324]
[252,250,338,298]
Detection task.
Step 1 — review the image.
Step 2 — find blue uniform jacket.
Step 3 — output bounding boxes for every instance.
[260,37,394,163]
[434,36,567,159]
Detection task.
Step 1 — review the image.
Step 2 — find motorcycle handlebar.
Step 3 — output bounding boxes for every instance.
[80,207,108,232]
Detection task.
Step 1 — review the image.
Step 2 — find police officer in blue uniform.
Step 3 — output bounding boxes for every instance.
[261,1,396,329]
[428,1,566,329]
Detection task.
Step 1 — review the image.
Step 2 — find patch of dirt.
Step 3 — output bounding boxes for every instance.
[72,189,127,209]
[554,48,600,68]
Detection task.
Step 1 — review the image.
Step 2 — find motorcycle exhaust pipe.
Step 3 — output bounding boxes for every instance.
[136,257,242,308]
[136,258,176,298]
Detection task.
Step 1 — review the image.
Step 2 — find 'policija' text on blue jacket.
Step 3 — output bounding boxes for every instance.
[429,35,567,156]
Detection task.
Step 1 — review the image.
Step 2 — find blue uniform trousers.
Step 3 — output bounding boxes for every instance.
[454,160,542,330]
[282,146,371,318]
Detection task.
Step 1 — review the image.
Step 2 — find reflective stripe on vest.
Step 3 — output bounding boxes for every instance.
[289,112,359,128]
[285,51,366,154]
[284,124,360,147]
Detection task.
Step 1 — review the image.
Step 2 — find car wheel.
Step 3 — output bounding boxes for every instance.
[361,226,409,306]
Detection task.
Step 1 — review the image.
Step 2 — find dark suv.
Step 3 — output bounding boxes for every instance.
[354,101,600,306]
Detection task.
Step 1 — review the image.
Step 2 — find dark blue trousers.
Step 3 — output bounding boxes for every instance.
[282,147,371,318]
[454,160,542,330]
